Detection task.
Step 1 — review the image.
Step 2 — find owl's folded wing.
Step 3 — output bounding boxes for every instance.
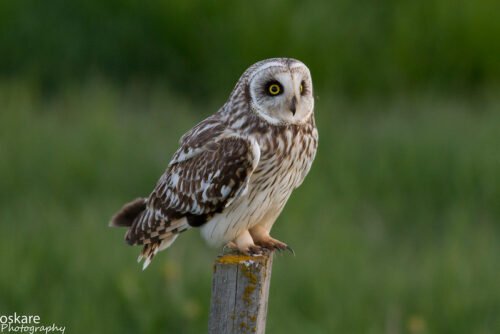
[127,134,260,243]
[157,134,259,214]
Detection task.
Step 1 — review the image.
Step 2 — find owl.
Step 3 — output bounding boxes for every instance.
[110,58,318,269]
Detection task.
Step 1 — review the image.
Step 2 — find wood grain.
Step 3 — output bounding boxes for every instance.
[208,252,274,334]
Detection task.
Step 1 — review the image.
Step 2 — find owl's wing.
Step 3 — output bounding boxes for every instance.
[126,129,260,244]
[156,134,260,217]
[169,115,227,165]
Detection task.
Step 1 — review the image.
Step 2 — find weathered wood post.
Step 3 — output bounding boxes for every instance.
[208,252,274,334]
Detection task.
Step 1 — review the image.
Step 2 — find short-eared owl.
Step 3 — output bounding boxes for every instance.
[110,58,318,269]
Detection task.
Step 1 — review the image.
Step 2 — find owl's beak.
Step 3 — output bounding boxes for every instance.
[289,96,297,115]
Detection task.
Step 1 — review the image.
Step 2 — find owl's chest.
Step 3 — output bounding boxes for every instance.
[249,126,317,200]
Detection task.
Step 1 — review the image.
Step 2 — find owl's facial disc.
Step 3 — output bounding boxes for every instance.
[249,61,314,125]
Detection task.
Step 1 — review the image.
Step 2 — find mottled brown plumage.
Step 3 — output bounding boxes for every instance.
[110,58,318,269]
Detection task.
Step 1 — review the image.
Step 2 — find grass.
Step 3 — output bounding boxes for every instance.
[2,0,499,96]
[0,81,499,333]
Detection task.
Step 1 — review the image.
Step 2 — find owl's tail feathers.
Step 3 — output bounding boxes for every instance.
[110,198,186,270]
[109,198,147,227]
[138,234,179,270]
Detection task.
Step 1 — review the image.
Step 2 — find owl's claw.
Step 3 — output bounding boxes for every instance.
[285,245,295,256]
[247,245,264,255]
[249,226,295,255]
[223,242,263,256]
[255,236,294,255]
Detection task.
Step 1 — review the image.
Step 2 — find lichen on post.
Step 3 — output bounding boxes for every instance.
[208,252,274,334]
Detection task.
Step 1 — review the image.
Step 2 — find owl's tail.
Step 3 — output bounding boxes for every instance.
[110,197,187,270]
[137,234,179,270]
[109,197,147,227]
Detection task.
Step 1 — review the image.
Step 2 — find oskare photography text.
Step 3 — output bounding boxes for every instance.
[0,313,65,334]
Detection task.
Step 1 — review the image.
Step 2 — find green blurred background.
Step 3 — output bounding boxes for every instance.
[0,1,499,333]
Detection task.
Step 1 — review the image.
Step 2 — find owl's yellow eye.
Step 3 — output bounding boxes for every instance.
[300,81,307,95]
[265,81,283,96]
[268,84,281,95]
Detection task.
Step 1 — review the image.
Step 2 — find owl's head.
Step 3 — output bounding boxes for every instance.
[243,58,314,125]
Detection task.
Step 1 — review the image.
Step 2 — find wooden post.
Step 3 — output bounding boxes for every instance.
[208,252,274,334]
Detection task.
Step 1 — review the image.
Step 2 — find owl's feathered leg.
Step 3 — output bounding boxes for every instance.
[249,225,294,255]
[232,230,263,255]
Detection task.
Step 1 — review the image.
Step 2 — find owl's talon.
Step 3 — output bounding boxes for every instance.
[254,235,293,255]
[247,245,263,255]
[237,244,263,256]
[285,245,295,256]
